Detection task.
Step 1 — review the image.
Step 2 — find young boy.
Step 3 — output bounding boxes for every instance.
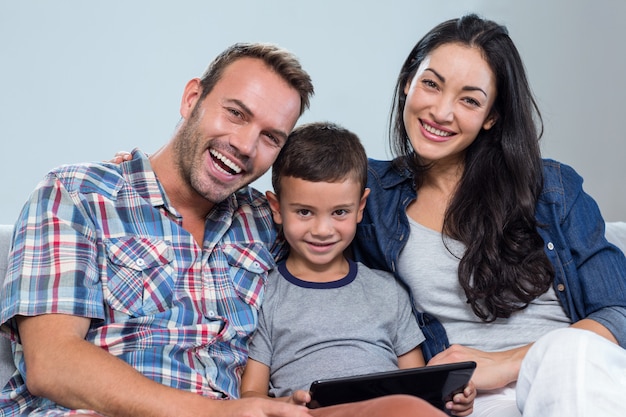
[240,122,475,416]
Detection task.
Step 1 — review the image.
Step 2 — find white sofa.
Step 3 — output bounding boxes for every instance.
[1,222,626,389]
[0,225,15,387]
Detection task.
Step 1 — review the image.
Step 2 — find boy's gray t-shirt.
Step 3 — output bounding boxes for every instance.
[248,260,424,398]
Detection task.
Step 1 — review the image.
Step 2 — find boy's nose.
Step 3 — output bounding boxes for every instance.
[311,217,333,237]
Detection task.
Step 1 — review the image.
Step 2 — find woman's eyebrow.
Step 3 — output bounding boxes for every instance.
[424,68,488,98]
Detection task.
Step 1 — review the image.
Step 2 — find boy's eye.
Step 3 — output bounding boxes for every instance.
[334,209,348,216]
[297,209,312,216]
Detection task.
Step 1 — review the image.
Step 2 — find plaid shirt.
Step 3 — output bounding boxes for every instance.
[0,149,282,416]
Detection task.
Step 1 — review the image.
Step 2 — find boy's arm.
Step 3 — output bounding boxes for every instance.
[241,359,311,406]
[397,346,426,369]
[240,358,273,399]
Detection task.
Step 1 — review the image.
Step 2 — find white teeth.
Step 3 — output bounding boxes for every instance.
[422,122,452,137]
[210,149,242,174]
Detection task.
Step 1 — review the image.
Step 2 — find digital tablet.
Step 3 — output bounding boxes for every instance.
[307,361,476,411]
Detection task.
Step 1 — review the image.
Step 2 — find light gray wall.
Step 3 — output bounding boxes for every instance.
[1,0,624,224]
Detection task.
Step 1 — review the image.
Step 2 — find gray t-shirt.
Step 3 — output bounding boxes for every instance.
[397,218,570,352]
[248,259,424,397]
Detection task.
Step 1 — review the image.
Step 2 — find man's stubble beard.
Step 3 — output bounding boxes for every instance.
[172,107,246,205]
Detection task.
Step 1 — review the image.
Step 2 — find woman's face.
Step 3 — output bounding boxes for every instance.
[403,43,497,166]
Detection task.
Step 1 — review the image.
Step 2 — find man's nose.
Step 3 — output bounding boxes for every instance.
[230,125,259,158]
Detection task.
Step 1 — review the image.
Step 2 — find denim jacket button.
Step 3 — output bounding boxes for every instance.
[547,242,555,250]
[557,283,565,292]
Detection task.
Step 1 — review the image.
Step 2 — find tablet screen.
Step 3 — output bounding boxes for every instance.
[307,361,476,411]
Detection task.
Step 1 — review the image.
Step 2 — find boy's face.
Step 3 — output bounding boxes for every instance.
[267,176,369,275]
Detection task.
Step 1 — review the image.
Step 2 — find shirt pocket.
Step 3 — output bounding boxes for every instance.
[104,236,174,317]
[222,242,274,310]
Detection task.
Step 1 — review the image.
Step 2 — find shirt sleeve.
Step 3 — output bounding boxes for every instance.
[247,302,273,366]
[0,173,105,335]
[550,162,626,347]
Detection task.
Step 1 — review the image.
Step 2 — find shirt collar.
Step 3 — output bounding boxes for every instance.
[370,157,414,190]
[123,148,173,213]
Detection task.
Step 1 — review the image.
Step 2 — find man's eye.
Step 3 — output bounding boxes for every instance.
[264,133,280,146]
[228,108,243,118]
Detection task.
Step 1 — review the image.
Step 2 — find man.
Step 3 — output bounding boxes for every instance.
[0,43,444,417]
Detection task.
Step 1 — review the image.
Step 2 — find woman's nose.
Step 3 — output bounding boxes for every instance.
[431,96,454,123]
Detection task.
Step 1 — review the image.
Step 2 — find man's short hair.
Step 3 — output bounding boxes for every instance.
[199,42,314,116]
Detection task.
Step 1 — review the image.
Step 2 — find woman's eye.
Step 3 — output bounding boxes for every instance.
[463,97,480,107]
[422,79,438,89]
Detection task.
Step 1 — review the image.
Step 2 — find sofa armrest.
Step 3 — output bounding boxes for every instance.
[0,224,15,387]
[606,222,626,254]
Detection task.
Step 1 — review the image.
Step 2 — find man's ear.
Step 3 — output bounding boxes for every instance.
[356,188,371,223]
[266,191,283,225]
[180,78,202,120]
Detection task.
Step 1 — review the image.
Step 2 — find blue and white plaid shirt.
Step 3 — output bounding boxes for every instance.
[0,149,282,416]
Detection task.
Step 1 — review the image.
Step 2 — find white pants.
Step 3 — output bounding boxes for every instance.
[472,328,626,417]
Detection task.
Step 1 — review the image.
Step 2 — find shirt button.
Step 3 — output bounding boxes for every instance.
[207,310,216,318]
[136,258,146,267]
[547,242,555,250]
[250,261,263,273]
[557,284,566,292]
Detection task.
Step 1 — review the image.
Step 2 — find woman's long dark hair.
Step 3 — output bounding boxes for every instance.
[390,14,554,322]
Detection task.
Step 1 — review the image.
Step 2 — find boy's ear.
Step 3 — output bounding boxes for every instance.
[356,188,371,223]
[265,191,283,225]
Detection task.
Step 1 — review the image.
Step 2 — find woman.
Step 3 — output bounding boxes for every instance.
[352,14,626,416]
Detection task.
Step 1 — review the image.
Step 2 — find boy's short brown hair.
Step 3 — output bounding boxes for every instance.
[271,122,368,196]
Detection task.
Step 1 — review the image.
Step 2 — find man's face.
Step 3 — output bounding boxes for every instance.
[173,58,302,206]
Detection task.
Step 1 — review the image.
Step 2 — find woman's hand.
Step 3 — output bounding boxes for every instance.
[428,344,528,391]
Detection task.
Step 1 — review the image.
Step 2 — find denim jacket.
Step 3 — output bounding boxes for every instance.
[352,158,626,361]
